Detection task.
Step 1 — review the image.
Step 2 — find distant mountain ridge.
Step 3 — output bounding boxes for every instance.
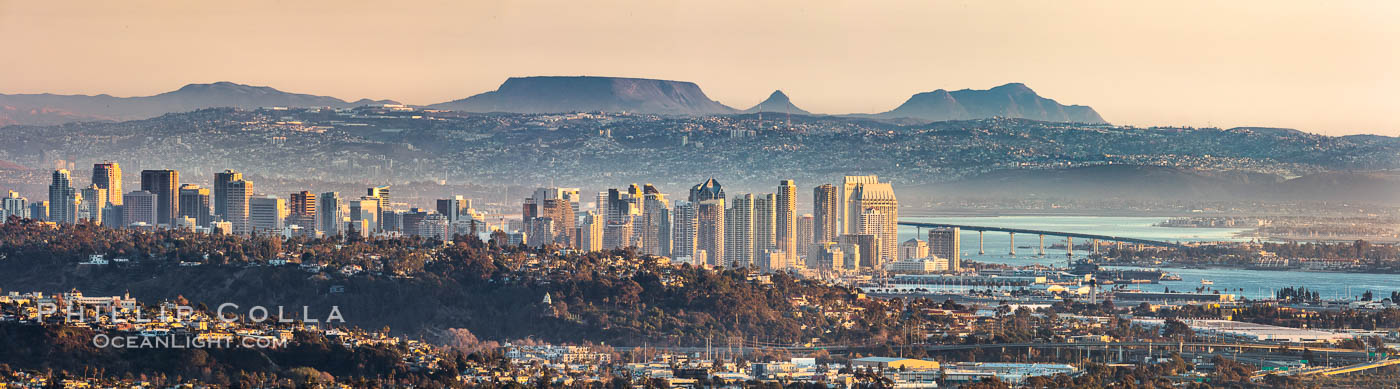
[2,77,1109,126]
[0,82,398,126]
[870,83,1105,123]
[429,76,737,115]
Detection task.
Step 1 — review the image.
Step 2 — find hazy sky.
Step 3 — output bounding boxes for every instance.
[2,1,1397,135]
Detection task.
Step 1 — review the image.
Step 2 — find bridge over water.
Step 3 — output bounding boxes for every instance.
[897,221,1185,257]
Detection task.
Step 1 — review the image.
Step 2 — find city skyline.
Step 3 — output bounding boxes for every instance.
[1,1,1398,135]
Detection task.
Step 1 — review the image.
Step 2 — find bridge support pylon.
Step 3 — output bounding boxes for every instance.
[1066,237,1074,259]
[978,231,985,255]
[1008,232,1016,256]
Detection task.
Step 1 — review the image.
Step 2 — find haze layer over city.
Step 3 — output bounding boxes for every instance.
[0,1,1397,388]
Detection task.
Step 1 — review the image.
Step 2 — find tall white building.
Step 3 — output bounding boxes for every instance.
[2,191,28,221]
[851,181,898,265]
[47,169,78,224]
[671,201,697,260]
[724,194,754,268]
[839,175,880,235]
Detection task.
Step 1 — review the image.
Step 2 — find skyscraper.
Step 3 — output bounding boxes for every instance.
[725,194,755,268]
[367,185,391,232]
[249,195,286,233]
[123,191,157,226]
[753,193,776,262]
[318,192,343,236]
[225,179,253,234]
[91,162,122,206]
[839,175,880,235]
[140,169,179,226]
[213,169,241,219]
[289,191,317,229]
[775,180,797,262]
[928,227,961,271]
[178,184,212,227]
[813,184,839,247]
[47,169,78,224]
[696,198,725,267]
[641,189,671,256]
[671,200,697,260]
[80,184,107,224]
[796,213,813,266]
[851,182,898,264]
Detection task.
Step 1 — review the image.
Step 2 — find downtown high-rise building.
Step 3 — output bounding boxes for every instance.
[249,195,286,233]
[670,200,697,261]
[796,213,814,266]
[123,191,158,226]
[839,175,880,235]
[436,196,472,223]
[213,169,242,219]
[91,162,122,206]
[724,193,755,269]
[775,180,797,263]
[224,179,253,234]
[318,192,343,236]
[928,227,961,271]
[47,169,78,224]
[2,191,27,221]
[851,181,898,264]
[178,184,212,227]
[80,184,107,225]
[812,184,839,248]
[367,185,391,232]
[752,193,776,263]
[696,199,725,267]
[288,191,317,230]
[140,169,179,226]
[578,210,604,252]
[641,188,671,257]
[690,179,726,267]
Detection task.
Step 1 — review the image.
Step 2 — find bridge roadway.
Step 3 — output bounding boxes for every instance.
[898,221,1185,248]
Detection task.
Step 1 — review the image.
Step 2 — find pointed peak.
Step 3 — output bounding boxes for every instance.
[767,90,790,100]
